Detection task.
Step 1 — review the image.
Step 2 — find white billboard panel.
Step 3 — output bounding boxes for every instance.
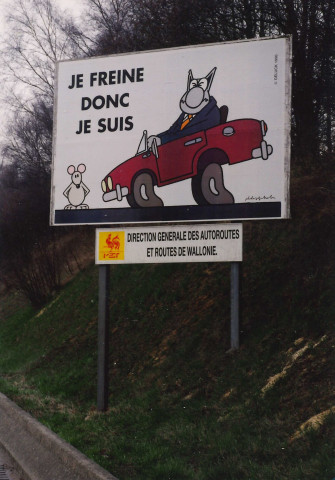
[51,36,291,225]
[95,224,242,264]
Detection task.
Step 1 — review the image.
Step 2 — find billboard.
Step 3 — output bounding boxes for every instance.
[51,36,291,225]
[95,224,242,264]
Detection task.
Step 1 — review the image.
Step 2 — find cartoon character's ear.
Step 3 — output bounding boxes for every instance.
[77,164,86,173]
[187,69,194,90]
[67,165,75,175]
[205,67,217,92]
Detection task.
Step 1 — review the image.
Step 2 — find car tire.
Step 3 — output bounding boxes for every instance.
[127,172,164,208]
[191,163,234,205]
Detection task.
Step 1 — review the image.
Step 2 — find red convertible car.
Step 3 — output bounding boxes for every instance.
[101,106,273,207]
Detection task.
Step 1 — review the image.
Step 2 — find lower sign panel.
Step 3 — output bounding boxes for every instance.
[95,224,242,264]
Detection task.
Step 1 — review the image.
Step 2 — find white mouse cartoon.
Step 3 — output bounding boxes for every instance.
[63,164,90,209]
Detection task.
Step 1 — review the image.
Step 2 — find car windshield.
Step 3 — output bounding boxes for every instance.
[136,130,148,155]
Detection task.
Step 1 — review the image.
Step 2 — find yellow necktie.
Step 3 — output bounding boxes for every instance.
[180,114,193,130]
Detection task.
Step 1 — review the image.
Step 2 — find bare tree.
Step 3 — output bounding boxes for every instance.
[3,100,52,183]
[0,0,94,306]
[81,0,133,54]
[1,0,84,112]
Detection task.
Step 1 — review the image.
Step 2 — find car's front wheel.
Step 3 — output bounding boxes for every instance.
[191,163,234,205]
[127,172,164,208]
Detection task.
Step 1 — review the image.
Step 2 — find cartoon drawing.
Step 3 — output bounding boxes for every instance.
[101,68,273,208]
[63,164,90,209]
[147,67,220,147]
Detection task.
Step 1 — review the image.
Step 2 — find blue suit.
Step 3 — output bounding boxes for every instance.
[157,97,220,145]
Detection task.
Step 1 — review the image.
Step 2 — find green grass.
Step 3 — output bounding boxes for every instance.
[0,171,334,479]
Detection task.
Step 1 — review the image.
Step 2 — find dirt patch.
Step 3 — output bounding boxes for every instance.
[290,406,335,441]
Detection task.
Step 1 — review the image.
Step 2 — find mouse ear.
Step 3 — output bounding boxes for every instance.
[67,165,75,175]
[77,163,86,173]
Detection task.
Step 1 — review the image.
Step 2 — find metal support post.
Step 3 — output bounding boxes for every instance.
[230,262,240,350]
[97,265,110,411]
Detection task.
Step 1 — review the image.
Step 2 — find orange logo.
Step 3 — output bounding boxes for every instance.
[98,231,125,261]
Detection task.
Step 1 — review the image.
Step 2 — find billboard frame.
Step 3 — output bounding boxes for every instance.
[50,35,292,227]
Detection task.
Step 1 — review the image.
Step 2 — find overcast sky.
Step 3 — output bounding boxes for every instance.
[54,0,84,18]
[0,0,84,29]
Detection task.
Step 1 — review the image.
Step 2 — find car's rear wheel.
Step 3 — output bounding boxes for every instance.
[191,163,234,205]
[127,172,163,208]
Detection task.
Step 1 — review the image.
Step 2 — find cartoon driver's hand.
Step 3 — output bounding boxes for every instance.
[147,135,161,150]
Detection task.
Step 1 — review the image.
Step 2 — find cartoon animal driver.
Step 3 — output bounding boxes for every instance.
[100,65,273,209]
[148,67,219,148]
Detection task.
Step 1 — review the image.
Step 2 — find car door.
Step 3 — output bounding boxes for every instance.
[157,133,206,184]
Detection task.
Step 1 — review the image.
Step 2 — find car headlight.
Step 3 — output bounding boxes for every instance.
[101,180,107,192]
[108,177,113,191]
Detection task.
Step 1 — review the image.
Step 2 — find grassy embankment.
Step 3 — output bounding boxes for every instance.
[0,171,334,479]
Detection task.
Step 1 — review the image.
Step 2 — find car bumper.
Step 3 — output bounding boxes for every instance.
[102,184,129,202]
[252,140,273,160]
